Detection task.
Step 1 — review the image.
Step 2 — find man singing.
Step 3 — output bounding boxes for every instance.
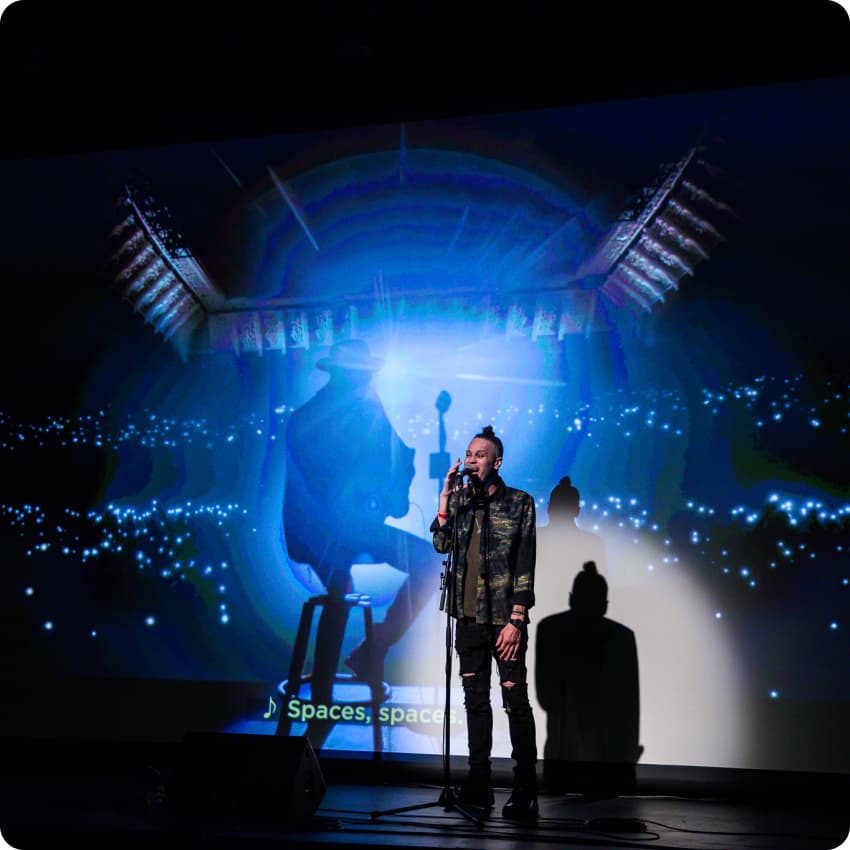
[431,425,538,819]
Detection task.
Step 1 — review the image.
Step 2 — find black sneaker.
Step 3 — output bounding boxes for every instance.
[502,787,538,820]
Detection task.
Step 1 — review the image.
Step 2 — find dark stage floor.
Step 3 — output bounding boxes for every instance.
[2,758,849,850]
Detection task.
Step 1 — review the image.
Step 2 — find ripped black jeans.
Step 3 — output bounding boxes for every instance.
[455,618,537,788]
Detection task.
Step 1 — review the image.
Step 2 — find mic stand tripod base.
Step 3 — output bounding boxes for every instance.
[439,785,486,828]
[369,784,485,830]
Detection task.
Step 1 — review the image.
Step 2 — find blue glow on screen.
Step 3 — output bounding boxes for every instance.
[1,76,849,773]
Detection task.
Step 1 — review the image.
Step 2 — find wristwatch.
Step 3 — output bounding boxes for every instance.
[509,617,525,630]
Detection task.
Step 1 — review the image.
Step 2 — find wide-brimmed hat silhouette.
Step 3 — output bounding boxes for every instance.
[316,338,383,372]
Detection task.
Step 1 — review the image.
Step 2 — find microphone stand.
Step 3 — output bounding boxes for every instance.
[370,474,483,828]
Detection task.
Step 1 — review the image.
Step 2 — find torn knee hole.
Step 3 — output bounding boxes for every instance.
[462,672,484,689]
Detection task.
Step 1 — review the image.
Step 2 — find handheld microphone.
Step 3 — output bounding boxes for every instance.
[461,467,487,493]
[459,466,478,478]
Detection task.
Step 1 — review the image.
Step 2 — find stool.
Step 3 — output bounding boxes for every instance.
[275,592,390,753]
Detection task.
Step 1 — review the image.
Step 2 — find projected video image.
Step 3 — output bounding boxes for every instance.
[2,75,848,774]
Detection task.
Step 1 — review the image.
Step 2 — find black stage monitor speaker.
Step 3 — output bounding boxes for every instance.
[173,733,326,826]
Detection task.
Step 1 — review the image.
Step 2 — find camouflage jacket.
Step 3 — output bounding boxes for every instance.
[431,475,536,624]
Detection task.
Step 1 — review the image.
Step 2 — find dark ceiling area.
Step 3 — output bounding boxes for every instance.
[2,2,849,158]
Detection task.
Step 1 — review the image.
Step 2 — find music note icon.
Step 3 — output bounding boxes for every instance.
[263,697,277,719]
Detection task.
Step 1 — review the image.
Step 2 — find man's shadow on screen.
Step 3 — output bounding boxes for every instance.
[536,560,643,797]
[282,339,436,750]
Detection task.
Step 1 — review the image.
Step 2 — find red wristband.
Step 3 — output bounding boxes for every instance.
[437,512,448,519]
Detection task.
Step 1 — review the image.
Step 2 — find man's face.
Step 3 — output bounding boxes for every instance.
[465,437,502,485]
